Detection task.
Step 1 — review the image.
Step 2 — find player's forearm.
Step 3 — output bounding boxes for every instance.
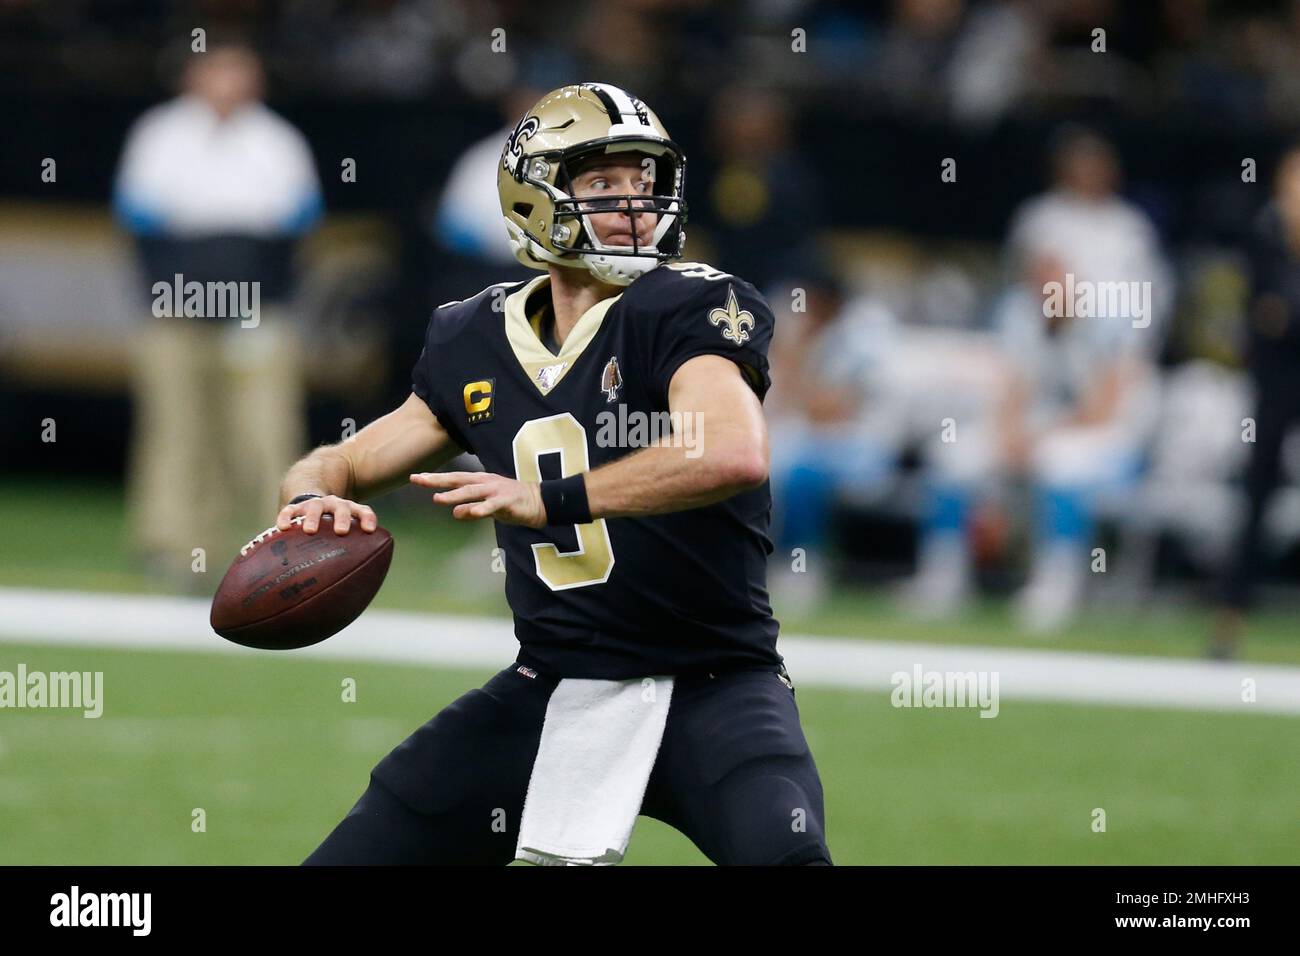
[279,446,354,506]
[583,425,768,519]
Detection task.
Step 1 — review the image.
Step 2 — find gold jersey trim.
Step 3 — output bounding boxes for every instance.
[504,275,622,395]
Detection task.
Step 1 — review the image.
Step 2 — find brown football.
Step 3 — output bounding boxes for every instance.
[210,516,394,650]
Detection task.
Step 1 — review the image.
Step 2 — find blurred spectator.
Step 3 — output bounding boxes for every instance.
[767,267,901,611]
[431,87,542,269]
[1244,4,1300,125]
[906,127,1169,631]
[704,86,822,283]
[1212,144,1300,658]
[574,4,670,101]
[326,0,445,99]
[113,42,322,586]
[874,0,966,116]
[947,0,1040,127]
[424,86,539,320]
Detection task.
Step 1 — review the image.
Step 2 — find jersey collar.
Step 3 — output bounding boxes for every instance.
[504,274,622,396]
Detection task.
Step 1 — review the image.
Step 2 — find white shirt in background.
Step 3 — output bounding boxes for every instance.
[114,95,322,238]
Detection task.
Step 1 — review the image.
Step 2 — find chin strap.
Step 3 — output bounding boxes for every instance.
[508,222,666,285]
[584,253,659,285]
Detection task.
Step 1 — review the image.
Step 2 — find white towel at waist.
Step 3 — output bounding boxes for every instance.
[516,674,675,866]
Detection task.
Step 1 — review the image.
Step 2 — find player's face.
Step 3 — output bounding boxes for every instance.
[569,154,659,249]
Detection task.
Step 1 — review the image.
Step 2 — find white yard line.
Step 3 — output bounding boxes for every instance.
[0,587,1297,715]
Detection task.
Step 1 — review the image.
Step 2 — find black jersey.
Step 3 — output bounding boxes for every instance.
[410,261,781,679]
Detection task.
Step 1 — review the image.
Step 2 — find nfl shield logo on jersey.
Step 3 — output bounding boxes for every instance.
[536,361,568,392]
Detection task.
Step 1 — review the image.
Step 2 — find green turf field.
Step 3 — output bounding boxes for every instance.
[1,640,1296,865]
[2,477,1298,865]
[3,478,1299,664]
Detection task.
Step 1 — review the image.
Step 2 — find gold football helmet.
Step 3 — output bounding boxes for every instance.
[497,83,687,285]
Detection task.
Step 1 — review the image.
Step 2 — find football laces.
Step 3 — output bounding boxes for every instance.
[239,515,306,557]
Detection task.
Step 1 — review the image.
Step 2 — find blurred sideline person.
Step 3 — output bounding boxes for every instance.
[114,43,322,584]
[766,268,900,611]
[907,127,1168,631]
[704,86,823,282]
[432,86,543,272]
[1212,146,1300,659]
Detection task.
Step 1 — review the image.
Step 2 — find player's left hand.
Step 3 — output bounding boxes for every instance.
[410,471,547,528]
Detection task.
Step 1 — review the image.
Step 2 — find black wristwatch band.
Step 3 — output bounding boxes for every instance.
[288,493,323,505]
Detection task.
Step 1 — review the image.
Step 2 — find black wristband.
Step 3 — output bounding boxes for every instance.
[539,474,592,526]
[288,493,323,506]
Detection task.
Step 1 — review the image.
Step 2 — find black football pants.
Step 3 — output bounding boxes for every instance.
[303,660,832,865]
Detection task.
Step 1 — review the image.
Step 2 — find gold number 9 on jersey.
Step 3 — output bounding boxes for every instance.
[512,413,615,590]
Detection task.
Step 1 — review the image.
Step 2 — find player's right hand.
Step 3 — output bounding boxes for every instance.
[276,495,379,536]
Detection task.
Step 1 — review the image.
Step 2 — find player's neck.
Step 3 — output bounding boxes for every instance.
[545,266,621,348]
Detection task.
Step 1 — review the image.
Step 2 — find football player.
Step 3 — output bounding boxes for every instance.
[281,83,831,865]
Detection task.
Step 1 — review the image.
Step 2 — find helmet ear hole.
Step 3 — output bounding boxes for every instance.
[512,202,534,218]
